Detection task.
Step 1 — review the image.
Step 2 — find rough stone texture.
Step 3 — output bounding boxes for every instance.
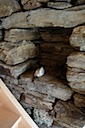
[20,93,53,110]
[21,0,42,10]
[4,29,40,43]
[69,26,85,51]
[34,109,53,127]
[66,52,85,94]
[67,52,85,70]
[20,72,74,101]
[1,12,29,29]
[74,93,85,107]
[0,30,3,41]
[48,2,72,9]
[65,4,85,11]
[0,0,21,18]
[27,8,85,28]
[54,100,85,128]
[0,41,37,65]
[0,59,37,78]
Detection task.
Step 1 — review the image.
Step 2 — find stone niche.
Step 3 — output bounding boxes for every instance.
[0,0,85,128]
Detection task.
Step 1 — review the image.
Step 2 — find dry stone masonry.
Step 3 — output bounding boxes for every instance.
[0,0,85,128]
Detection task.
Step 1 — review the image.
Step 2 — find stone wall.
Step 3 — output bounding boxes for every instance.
[0,0,85,128]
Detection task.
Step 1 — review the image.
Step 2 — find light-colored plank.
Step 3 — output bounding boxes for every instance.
[0,107,19,128]
[0,79,39,128]
[11,117,21,128]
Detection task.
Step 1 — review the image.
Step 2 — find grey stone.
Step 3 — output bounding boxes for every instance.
[1,12,29,29]
[0,41,37,65]
[69,26,85,51]
[0,59,37,78]
[48,2,72,9]
[27,8,85,28]
[0,0,21,18]
[5,29,40,42]
[34,109,53,127]
[20,72,74,101]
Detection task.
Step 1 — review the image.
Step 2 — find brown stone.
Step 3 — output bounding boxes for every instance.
[74,93,85,107]
[0,0,21,18]
[0,41,37,65]
[5,29,40,42]
[20,93,53,110]
[69,26,85,51]
[54,100,85,128]
[21,0,42,10]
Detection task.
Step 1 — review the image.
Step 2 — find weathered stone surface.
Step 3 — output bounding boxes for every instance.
[67,67,85,82]
[67,52,85,70]
[27,8,85,28]
[67,52,85,94]
[69,26,85,51]
[0,41,37,65]
[0,30,3,41]
[5,29,40,42]
[34,109,53,127]
[1,12,29,29]
[20,93,53,110]
[68,82,85,95]
[48,2,72,9]
[0,59,37,78]
[74,93,85,108]
[0,0,21,18]
[21,0,42,10]
[20,72,74,101]
[54,101,85,128]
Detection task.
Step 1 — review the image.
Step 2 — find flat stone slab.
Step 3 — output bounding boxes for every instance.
[27,8,85,28]
[1,7,85,29]
[0,41,37,65]
[20,71,74,101]
[67,52,85,70]
[5,29,40,42]
[0,59,37,78]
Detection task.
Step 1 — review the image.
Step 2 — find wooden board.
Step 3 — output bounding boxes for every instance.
[0,79,39,128]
